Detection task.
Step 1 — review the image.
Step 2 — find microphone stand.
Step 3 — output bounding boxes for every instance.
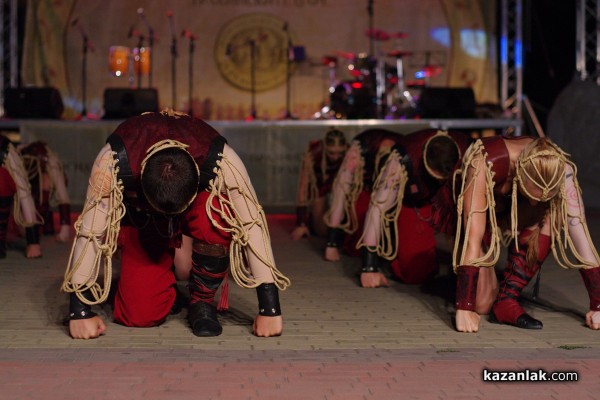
[148,29,155,88]
[227,38,259,120]
[187,34,196,116]
[249,39,257,120]
[283,23,294,119]
[169,19,177,110]
[73,20,91,118]
[81,35,89,117]
[139,11,155,88]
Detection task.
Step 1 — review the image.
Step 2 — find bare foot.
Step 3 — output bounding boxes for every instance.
[324,246,340,261]
[360,272,390,288]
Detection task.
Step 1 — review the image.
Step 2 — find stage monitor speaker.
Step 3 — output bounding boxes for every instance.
[418,87,476,118]
[103,88,159,119]
[3,87,64,119]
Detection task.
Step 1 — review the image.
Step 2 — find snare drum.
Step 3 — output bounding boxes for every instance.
[133,47,151,76]
[108,46,130,77]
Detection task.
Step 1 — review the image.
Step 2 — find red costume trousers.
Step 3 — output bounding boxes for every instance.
[112,191,231,327]
[390,204,437,284]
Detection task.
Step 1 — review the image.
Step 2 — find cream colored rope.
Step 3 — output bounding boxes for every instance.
[356,149,408,260]
[206,153,290,291]
[322,142,365,234]
[452,140,501,270]
[296,147,319,207]
[61,154,125,304]
[20,154,44,204]
[4,144,43,227]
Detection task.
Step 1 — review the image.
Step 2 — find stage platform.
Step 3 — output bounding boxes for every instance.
[1,117,522,208]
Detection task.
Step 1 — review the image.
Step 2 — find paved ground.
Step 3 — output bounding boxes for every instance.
[1,213,600,399]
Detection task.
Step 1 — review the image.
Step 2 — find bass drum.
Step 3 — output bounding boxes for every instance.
[330,81,376,119]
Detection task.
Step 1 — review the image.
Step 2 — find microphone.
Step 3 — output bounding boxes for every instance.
[167,10,176,38]
[128,27,142,39]
[181,29,196,40]
[138,7,157,41]
[71,17,95,51]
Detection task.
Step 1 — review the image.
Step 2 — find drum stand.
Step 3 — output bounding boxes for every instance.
[135,36,145,89]
[389,51,416,107]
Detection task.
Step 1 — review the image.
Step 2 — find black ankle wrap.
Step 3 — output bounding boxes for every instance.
[361,248,379,272]
[68,291,97,320]
[25,226,40,245]
[256,283,281,316]
[326,227,344,248]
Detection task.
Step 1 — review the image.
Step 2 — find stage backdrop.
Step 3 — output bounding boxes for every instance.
[21,0,497,120]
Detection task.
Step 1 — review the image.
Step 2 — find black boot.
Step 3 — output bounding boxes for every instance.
[0,196,12,259]
[187,243,229,337]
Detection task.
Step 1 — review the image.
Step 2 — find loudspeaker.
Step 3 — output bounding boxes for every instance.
[418,87,476,118]
[103,88,159,119]
[3,87,64,119]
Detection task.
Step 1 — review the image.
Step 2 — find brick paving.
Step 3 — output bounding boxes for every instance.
[1,213,600,399]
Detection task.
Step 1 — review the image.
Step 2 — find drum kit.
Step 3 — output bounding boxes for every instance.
[317,28,443,120]
[108,43,151,87]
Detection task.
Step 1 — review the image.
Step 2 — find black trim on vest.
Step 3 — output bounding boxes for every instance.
[106,134,135,191]
[0,137,10,167]
[199,135,227,190]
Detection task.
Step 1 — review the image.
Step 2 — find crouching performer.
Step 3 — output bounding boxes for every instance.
[357,130,470,287]
[61,110,290,339]
[19,141,72,242]
[323,129,403,262]
[0,135,44,259]
[453,135,600,333]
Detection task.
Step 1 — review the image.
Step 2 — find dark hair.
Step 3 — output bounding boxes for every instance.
[141,147,199,214]
[324,128,347,147]
[424,135,460,178]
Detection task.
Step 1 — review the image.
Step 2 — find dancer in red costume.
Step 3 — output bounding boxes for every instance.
[356,129,471,288]
[291,128,347,240]
[453,136,600,332]
[61,110,290,339]
[323,129,404,262]
[0,135,43,259]
[19,141,71,242]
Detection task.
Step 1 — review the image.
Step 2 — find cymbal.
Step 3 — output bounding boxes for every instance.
[391,32,409,39]
[333,50,357,60]
[387,50,413,58]
[365,29,390,41]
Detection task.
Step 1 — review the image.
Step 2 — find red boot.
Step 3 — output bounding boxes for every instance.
[490,232,551,329]
[580,267,600,312]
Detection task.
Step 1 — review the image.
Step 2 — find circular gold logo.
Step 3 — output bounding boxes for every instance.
[215,13,297,92]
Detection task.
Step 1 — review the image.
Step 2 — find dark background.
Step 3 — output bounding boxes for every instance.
[522,0,576,131]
